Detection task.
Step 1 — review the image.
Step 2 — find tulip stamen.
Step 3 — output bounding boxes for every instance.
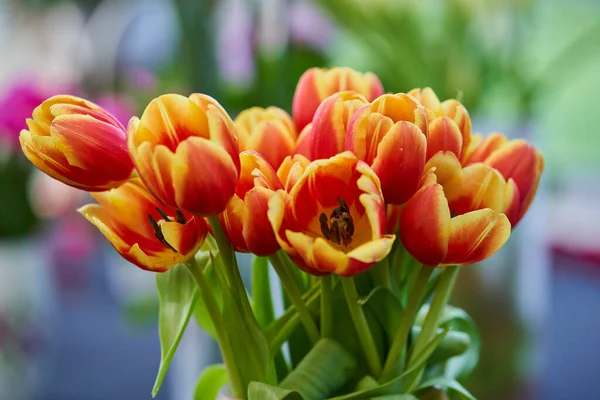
[156,208,172,222]
[148,215,178,253]
[319,198,354,247]
[451,209,457,218]
[176,210,187,224]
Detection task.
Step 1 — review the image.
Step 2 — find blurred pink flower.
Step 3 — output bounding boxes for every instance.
[0,80,50,151]
[94,94,137,127]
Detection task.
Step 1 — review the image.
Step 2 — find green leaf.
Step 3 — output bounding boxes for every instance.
[193,364,229,400]
[252,256,275,328]
[280,339,356,400]
[193,252,222,339]
[417,377,476,400]
[152,263,199,397]
[363,286,403,343]
[221,271,273,388]
[248,382,304,400]
[416,305,480,379]
[328,328,449,400]
[410,326,470,365]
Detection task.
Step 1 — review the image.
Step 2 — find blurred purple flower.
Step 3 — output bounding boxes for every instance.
[94,94,137,127]
[288,1,336,51]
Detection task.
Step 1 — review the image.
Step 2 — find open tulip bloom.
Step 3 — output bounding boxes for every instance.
[20,67,543,400]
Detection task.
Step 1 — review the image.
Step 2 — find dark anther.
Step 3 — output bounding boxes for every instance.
[319,213,330,239]
[451,209,457,218]
[319,197,355,247]
[156,208,172,222]
[148,215,178,253]
[176,210,187,224]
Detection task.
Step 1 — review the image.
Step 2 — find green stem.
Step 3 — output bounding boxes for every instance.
[187,258,244,398]
[380,265,432,382]
[269,252,320,345]
[371,259,391,290]
[341,277,382,378]
[251,255,275,328]
[207,216,252,315]
[320,274,334,339]
[407,266,459,368]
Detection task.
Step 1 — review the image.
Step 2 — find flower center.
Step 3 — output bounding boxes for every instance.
[319,198,355,247]
[148,208,187,252]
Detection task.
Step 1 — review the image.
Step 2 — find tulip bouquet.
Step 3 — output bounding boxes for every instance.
[18,67,543,400]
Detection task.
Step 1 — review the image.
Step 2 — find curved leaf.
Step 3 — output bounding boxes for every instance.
[248,382,304,400]
[416,305,480,379]
[194,364,229,400]
[280,339,356,400]
[417,377,476,400]
[152,263,200,397]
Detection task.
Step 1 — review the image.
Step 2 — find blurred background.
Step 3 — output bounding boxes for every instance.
[0,0,599,399]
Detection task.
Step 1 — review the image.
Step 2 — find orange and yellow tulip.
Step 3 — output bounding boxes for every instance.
[128,94,240,216]
[399,164,516,266]
[19,95,133,191]
[234,107,297,169]
[79,178,207,272]
[294,123,312,159]
[345,93,428,205]
[309,91,368,160]
[464,133,544,225]
[219,151,282,256]
[268,152,395,276]
[408,87,472,162]
[292,67,384,132]
[277,154,311,192]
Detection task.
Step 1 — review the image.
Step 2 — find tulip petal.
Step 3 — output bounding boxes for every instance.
[370,94,428,137]
[463,133,507,165]
[444,209,511,265]
[371,121,427,205]
[426,116,463,160]
[171,137,239,216]
[424,151,462,189]
[277,154,310,192]
[242,187,280,256]
[295,123,313,159]
[220,195,247,252]
[399,183,451,266]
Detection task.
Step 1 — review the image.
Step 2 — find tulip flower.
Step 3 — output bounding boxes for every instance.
[277,154,310,192]
[19,95,133,191]
[128,93,240,216]
[234,106,297,169]
[79,178,208,272]
[294,123,312,159]
[292,67,384,132]
[464,133,544,225]
[399,164,516,266]
[219,151,283,256]
[310,91,368,160]
[345,93,428,205]
[408,87,472,162]
[268,151,395,276]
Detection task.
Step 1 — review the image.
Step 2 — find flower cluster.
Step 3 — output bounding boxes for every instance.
[19,67,543,274]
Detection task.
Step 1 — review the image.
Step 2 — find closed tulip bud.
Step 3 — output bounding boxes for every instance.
[268,152,395,276]
[294,123,313,159]
[19,95,133,191]
[128,94,240,216]
[79,178,208,272]
[310,91,368,160]
[464,133,544,225]
[277,154,310,192]
[345,93,428,205]
[219,151,282,255]
[234,106,297,169]
[400,164,516,266]
[292,67,384,132]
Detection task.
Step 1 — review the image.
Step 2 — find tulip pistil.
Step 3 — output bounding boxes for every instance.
[319,198,355,247]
